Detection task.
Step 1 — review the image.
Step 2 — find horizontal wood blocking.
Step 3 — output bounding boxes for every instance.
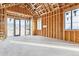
[36,4,79,43]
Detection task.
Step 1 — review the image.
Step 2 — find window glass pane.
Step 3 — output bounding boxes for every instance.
[72,9,79,29]
[72,9,79,16]
[37,18,42,30]
[65,11,71,30]
[65,24,71,29]
[15,20,20,35]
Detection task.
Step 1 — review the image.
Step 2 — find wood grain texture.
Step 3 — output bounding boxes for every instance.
[37,4,79,43]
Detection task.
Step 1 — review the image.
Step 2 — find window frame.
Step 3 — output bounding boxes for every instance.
[64,11,72,30]
[72,8,79,30]
[37,18,42,30]
[64,8,79,30]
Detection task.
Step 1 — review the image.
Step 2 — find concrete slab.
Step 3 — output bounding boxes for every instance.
[0,36,79,56]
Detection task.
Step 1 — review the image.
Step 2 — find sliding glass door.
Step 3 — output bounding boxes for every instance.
[14,20,20,36]
[21,20,31,36]
[25,20,31,35]
[13,19,31,36]
[21,20,25,36]
[7,17,31,37]
[7,18,14,37]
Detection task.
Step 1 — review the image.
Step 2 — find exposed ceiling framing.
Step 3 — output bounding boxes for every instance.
[0,3,76,17]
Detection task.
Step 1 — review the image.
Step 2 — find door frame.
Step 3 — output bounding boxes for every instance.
[14,19,20,36]
[25,20,31,35]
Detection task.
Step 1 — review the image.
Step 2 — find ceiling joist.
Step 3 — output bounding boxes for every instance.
[0,3,76,17]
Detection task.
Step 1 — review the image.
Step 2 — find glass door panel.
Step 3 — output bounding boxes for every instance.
[25,20,31,35]
[14,20,20,36]
[7,18,14,37]
[21,20,25,36]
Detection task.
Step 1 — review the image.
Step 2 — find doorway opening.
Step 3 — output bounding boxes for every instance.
[7,17,31,37]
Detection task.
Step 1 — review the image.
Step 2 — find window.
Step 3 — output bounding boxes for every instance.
[72,9,79,29]
[64,8,79,30]
[37,18,42,30]
[65,11,71,30]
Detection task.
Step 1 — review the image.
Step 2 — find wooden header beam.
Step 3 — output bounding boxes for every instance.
[6,10,33,18]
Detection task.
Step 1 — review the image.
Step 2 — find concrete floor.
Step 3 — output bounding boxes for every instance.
[0,36,79,56]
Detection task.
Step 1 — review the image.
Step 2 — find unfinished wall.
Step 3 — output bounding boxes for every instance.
[32,16,38,35]
[0,9,7,39]
[36,3,79,43]
[63,4,79,43]
[41,7,63,40]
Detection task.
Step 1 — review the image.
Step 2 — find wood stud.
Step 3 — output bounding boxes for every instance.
[40,3,79,44]
[1,3,79,44]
